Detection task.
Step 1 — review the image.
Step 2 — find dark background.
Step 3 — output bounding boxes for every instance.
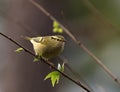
[0,0,120,92]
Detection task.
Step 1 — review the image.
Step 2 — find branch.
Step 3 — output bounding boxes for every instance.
[29,0,120,85]
[0,8,37,36]
[0,32,91,92]
[58,56,94,92]
[81,0,120,33]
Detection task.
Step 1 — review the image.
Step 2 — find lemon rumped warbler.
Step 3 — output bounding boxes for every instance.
[26,35,66,60]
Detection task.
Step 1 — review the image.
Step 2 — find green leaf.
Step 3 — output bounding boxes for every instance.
[53,27,63,33]
[44,71,60,87]
[61,63,64,72]
[33,56,41,62]
[57,63,64,72]
[58,28,63,33]
[53,21,59,28]
[57,63,61,70]
[44,63,65,87]
[15,48,24,53]
[52,21,63,33]
[53,28,58,33]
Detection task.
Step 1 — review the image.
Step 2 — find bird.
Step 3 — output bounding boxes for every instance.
[25,35,66,60]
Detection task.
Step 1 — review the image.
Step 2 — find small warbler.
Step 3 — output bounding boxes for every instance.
[25,35,66,60]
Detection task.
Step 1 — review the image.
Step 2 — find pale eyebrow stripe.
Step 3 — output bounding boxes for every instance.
[51,36,64,42]
[51,36,57,41]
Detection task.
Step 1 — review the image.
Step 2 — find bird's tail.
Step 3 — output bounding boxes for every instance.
[21,35,32,40]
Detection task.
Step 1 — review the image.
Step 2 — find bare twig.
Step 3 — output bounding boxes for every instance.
[81,0,120,33]
[0,8,92,92]
[0,32,91,92]
[29,0,120,85]
[58,56,94,92]
[0,9,37,36]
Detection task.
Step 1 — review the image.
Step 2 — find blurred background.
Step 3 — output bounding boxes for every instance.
[0,0,120,92]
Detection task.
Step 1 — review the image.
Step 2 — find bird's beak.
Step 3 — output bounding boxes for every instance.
[63,39,66,42]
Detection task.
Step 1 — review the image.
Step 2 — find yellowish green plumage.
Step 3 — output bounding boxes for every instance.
[26,35,65,60]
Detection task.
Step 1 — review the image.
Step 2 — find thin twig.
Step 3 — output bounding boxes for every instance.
[0,32,91,92]
[0,9,37,36]
[0,32,34,56]
[0,8,92,92]
[81,0,120,33]
[58,56,94,92]
[0,6,92,91]
[29,0,120,85]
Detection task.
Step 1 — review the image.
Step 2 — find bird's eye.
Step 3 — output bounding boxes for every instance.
[57,39,60,41]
